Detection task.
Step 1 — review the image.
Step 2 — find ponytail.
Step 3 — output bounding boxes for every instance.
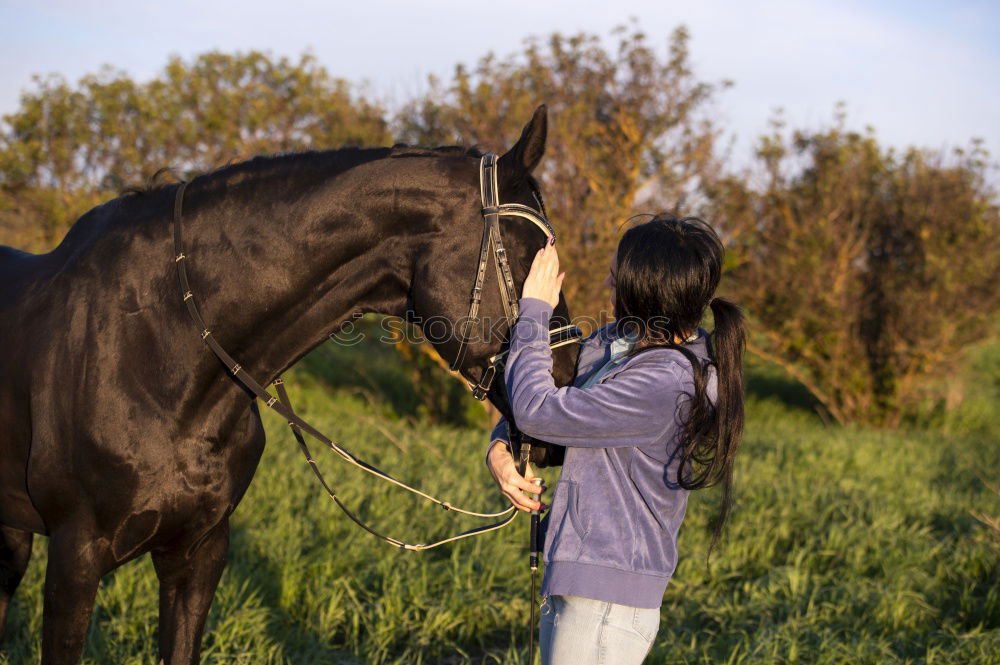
[622,297,746,558]
[702,297,746,557]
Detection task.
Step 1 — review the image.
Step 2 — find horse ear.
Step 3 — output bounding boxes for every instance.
[498,105,547,182]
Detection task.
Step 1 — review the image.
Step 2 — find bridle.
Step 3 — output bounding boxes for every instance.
[453,154,581,401]
[169,152,580,551]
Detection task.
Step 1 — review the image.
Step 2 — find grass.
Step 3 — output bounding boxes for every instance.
[2,323,998,664]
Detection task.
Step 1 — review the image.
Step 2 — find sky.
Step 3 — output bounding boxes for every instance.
[1,0,998,176]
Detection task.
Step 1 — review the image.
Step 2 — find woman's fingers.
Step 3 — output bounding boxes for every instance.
[509,472,543,494]
[502,486,539,512]
[539,244,558,274]
[486,444,548,512]
[500,470,546,512]
[522,244,563,307]
[502,475,537,506]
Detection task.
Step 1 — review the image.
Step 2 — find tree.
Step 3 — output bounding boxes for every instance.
[397,24,727,325]
[0,51,389,250]
[710,111,1000,426]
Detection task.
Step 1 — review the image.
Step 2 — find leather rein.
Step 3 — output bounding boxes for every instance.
[170,153,581,551]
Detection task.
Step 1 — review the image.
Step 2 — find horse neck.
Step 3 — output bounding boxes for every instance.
[177,153,436,382]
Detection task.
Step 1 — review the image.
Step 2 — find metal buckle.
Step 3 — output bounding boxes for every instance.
[471,364,497,401]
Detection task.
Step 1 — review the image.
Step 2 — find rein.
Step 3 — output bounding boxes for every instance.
[170,154,580,553]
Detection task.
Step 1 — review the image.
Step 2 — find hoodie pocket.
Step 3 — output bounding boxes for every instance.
[547,480,586,562]
[566,480,588,540]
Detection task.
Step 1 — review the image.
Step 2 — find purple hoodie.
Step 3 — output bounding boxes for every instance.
[489,297,716,608]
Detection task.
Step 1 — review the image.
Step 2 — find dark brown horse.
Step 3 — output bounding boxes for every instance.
[0,107,577,663]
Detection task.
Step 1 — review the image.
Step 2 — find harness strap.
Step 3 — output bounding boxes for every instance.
[484,152,520,324]
[489,219,519,323]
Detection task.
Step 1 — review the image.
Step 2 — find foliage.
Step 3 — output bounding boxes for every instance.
[2,334,998,664]
[0,51,389,250]
[3,33,997,429]
[709,111,1000,426]
[397,23,727,324]
[390,328,489,428]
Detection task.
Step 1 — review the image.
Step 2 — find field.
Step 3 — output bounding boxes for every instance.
[2,326,998,664]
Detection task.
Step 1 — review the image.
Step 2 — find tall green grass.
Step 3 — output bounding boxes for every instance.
[2,329,997,664]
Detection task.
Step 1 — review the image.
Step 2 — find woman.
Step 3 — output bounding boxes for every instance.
[486,215,745,665]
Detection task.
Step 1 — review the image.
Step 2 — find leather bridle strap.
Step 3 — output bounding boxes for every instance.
[449,154,560,397]
[484,153,520,325]
[172,180,516,551]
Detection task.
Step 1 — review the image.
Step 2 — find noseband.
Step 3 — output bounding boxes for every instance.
[454,154,581,400]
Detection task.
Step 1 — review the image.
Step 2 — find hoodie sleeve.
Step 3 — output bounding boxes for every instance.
[504,298,687,448]
[484,417,511,467]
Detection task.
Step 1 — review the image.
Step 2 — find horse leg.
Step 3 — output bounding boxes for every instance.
[40,527,107,665]
[151,521,229,665]
[0,524,33,645]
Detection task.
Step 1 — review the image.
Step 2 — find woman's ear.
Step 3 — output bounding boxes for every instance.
[497,104,547,186]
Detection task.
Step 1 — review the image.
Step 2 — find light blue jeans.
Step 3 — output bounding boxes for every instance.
[539,595,660,665]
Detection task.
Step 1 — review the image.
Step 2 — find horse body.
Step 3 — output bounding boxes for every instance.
[0,108,577,663]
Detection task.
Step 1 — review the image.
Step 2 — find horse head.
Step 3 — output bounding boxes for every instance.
[405,106,579,431]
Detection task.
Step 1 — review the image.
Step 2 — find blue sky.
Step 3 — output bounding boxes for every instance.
[1,0,998,174]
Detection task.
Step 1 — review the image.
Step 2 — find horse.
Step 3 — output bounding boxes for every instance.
[0,105,579,664]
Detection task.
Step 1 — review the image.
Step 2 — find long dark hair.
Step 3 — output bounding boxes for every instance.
[614,215,746,555]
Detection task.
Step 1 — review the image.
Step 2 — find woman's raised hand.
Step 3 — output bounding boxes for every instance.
[521,241,565,308]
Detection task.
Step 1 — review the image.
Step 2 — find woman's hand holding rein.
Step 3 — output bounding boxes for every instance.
[486,441,547,513]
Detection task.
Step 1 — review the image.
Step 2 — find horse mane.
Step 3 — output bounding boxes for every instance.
[119,166,186,196]
[119,143,483,198]
[388,144,484,159]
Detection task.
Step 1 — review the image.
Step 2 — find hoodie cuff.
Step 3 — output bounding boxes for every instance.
[515,297,553,343]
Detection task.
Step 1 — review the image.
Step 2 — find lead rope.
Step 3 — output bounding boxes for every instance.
[172,180,518,551]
